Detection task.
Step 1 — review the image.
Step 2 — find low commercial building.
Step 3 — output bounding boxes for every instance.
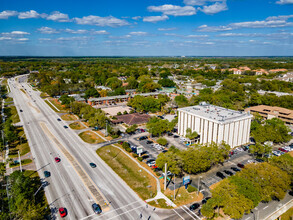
[178,102,252,148]
[245,105,293,125]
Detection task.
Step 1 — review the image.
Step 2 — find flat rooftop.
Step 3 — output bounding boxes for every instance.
[178,102,252,124]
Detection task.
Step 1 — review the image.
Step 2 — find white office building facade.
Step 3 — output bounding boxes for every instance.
[178,103,253,148]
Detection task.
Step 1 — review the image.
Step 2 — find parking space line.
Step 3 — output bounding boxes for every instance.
[184,205,201,219]
[263,205,269,210]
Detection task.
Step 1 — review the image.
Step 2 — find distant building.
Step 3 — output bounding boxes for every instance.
[112,113,151,125]
[178,102,252,148]
[245,105,293,125]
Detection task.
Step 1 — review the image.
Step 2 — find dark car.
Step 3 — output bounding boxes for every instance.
[231,167,240,172]
[202,197,211,204]
[158,116,164,119]
[59,207,67,218]
[242,145,249,151]
[237,163,245,168]
[92,203,102,214]
[57,118,61,121]
[20,109,23,112]
[255,158,264,163]
[189,203,200,211]
[63,125,68,129]
[90,163,96,168]
[140,129,146,132]
[216,172,225,179]
[173,135,179,138]
[146,140,153,144]
[139,136,148,141]
[55,157,61,163]
[44,171,50,178]
[223,170,233,176]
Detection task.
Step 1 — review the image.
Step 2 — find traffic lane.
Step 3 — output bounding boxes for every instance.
[28,86,160,220]
[12,81,94,219]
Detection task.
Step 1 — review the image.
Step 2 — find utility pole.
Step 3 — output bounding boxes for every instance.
[18,151,22,172]
[197,176,202,196]
[174,174,176,200]
[105,121,108,137]
[164,163,167,191]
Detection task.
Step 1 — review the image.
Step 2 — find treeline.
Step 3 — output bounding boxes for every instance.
[156,142,230,176]
[202,155,293,219]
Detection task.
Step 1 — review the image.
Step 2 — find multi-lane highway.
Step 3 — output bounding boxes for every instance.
[8,75,163,220]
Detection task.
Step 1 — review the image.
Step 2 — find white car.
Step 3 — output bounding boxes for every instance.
[283,146,292,152]
[272,150,282,156]
[148,161,156,167]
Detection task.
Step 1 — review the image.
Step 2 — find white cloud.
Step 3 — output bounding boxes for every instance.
[64,29,87,34]
[148,4,196,16]
[46,11,70,22]
[0,37,12,41]
[92,30,109,35]
[38,27,60,34]
[164,33,180,36]
[129,31,148,36]
[199,1,228,14]
[18,10,46,19]
[132,16,141,20]
[17,38,29,41]
[108,35,131,39]
[185,34,208,38]
[143,15,169,23]
[74,15,129,27]
[276,0,293,4]
[184,0,222,6]
[197,14,293,31]
[1,31,30,36]
[158,27,177,31]
[56,36,91,41]
[0,10,18,19]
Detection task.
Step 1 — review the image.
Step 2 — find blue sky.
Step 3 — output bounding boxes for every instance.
[0,0,292,56]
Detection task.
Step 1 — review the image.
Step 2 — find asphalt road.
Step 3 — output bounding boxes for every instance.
[9,76,162,220]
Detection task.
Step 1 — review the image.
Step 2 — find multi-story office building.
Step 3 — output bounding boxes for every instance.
[178,102,252,148]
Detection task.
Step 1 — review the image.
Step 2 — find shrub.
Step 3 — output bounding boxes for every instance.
[187,185,197,193]
[122,142,130,149]
[125,147,132,153]
[138,157,143,162]
[117,111,122,115]
[157,137,168,146]
[133,153,139,158]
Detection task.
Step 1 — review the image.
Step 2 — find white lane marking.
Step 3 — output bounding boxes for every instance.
[180,206,197,220]
[80,200,142,219]
[245,217,251,220]
[173,209,185,220]
[228,161,236,165]
[184,205,200,219]
[92,204,144,220]
[263,205,269,210]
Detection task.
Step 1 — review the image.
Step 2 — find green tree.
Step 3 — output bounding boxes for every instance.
[249,143,272,158]
[126,124,138,134]
[59,94,74,105]
[126,76,138,89]
[156,151,183,175]
[157,137,168,146]
[106,77,122,90]
[185,128,198,140]
[146,117,171,136]
[269,154,293,180]
[158,78,176,87]
[174,95,189,107]
[84,87,100,99]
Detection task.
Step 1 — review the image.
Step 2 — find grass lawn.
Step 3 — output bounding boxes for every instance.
[5,97,13,102]
[164,185,203,206]
[40,92,49,98]
[10,159,32,167]
[79,131,105,144]
[23,170,39,178]
[97,145,157,200]
[96,130,112,141]
[48,98,67,112]
[148,199,172,209]
[280,207,293,220]
[10,106,20,123]
[45,100,59,112]
[61,114,79,121]
[8,127,30,158]
[69,122,86,130]
[288,151,293,157]
[20,89,26,94]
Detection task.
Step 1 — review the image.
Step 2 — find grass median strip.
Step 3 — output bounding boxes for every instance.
[79,131,105,144]
[69,121,86,130]
[61,113,79,121]
[96,145,157,200]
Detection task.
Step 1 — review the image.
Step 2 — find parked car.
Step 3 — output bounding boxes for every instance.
[63,125,68,129]
[59,207,67,218]
[20,109,23,112]
[231,167,240,172]
[55,157,61,163]
[92,203,102,214]
[139,136,148,141]
[173,135,179,138]
[237,163,245,168]
[162,171,172,176]
[57,118,61,121]
[242,145,249,151]
[272,150,282,156]
[158,116,164,119]
[147,161,156,167]
[146,140,153,144]
[189,203,200,211]
[151,164,158,169]
[202,197,211,204]
[140,129,146,132]
[223,170,233,176]
[216,172,225,179]
[279,147,289,153]
[44,171,50,178]
[255,158,264,163]
[90,163,97,168]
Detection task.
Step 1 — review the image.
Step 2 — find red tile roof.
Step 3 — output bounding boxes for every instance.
[112,113,151,125]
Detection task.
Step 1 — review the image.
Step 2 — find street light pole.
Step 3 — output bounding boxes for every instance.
[18,151,22,172]
[197,176,202,196]
[174,174,176,200]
